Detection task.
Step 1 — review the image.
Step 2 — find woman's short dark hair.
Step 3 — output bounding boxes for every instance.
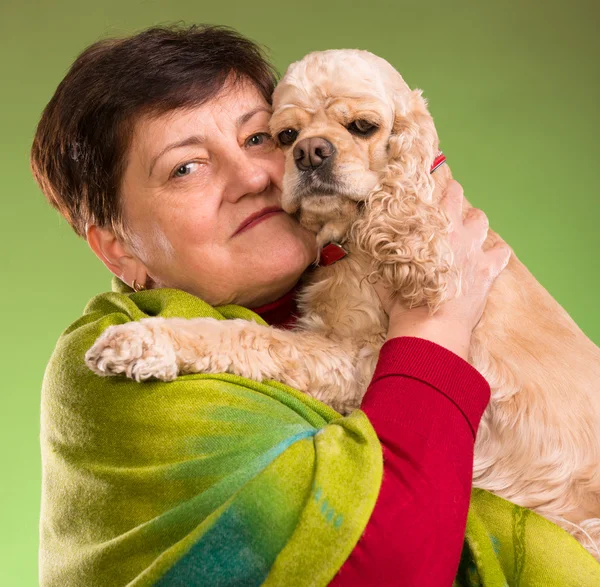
[30,24,278,239]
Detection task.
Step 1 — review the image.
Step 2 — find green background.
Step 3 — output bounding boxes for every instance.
[1,0,598,583]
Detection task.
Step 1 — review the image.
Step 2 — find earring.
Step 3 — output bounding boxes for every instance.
[132,279,146,292]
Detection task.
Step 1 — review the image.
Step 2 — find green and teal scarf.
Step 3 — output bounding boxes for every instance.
[39,277,600,586]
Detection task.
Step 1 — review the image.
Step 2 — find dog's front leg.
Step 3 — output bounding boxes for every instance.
[85,317,359,410]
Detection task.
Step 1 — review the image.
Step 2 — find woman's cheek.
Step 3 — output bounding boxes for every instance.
[269,149,286,189]
[149,223,177,264]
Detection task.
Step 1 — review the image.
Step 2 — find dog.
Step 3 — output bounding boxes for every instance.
[86,49,600,560]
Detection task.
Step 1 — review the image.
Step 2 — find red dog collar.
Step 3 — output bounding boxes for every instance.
[431,151,446,173]
[319,151,446,266]
[319,242,348,266]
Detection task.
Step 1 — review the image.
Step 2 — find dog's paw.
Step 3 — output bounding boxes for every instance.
[84,320,179,382]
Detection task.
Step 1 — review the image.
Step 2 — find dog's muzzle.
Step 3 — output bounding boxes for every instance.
[293,137,336,171]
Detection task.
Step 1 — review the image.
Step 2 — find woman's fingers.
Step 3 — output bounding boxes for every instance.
[440,180,464,227]
[483,240,512,280]
[438,180,511,323]
[464,207,489,247]
[441,181,491,252]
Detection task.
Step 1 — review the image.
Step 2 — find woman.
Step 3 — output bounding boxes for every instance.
[33,24,584,587]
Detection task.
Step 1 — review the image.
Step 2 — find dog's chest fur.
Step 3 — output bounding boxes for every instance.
[294,244,388,410]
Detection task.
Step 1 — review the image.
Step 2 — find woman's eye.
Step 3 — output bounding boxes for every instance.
[245,132,274,147]
[347,120,378,137]
[172,162,199,178]
[277,129,299,146]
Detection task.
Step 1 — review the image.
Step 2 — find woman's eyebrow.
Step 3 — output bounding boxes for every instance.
[236,106,272,127]
[148,135,205,177]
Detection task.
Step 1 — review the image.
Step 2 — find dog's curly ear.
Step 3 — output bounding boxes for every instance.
[387,88,440,204]
[350,88,456,313]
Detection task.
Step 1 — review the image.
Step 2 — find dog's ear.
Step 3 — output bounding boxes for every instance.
[350,87,455,313]
[387,89,439,204]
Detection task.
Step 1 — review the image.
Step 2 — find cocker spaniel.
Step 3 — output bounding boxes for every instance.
[86,49,600,560]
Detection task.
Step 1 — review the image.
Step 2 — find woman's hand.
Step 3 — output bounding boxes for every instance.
[374,180,512,360]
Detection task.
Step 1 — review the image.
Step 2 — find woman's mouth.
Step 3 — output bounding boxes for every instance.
[233,207,284,236]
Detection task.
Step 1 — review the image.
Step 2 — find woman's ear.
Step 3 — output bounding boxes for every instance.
[86,224,148,289]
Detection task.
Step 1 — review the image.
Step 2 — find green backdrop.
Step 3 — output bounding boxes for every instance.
[1,0,598,584]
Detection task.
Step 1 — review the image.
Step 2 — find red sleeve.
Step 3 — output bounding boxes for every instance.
[329,336,490,586]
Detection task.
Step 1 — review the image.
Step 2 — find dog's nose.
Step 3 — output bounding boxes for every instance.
[293,137,336,171]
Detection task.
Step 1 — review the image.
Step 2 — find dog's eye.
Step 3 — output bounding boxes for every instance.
[347,120,378,137]
[278,129,299,146]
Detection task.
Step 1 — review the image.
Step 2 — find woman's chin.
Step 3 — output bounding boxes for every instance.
[236,213,316,267]
[186,216,317,307]
[235,229,315,303]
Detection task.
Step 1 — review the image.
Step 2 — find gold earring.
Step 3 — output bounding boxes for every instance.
[132,279,146,292]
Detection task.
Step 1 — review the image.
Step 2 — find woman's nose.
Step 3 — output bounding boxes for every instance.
[222,151,271,203]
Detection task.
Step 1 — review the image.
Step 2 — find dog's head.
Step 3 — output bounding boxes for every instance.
[270,50,439,241]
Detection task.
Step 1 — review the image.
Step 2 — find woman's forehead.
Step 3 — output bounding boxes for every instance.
[128,83,272,168]
[138,83,270,140]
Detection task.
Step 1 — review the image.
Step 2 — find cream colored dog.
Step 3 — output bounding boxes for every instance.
[86,50,600,560]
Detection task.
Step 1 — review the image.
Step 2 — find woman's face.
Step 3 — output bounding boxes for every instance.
[119,79,318,307]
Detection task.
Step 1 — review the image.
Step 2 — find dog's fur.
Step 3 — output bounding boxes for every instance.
[86,50,600,560]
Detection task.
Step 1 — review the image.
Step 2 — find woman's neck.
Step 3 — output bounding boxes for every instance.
[250,281,301,329]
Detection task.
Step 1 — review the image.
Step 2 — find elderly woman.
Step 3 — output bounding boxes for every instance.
[34,24,592,587]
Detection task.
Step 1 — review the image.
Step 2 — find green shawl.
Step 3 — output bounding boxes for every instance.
[39,277,600,586]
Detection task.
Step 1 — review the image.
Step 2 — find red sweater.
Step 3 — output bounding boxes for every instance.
[252,287,490,586]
